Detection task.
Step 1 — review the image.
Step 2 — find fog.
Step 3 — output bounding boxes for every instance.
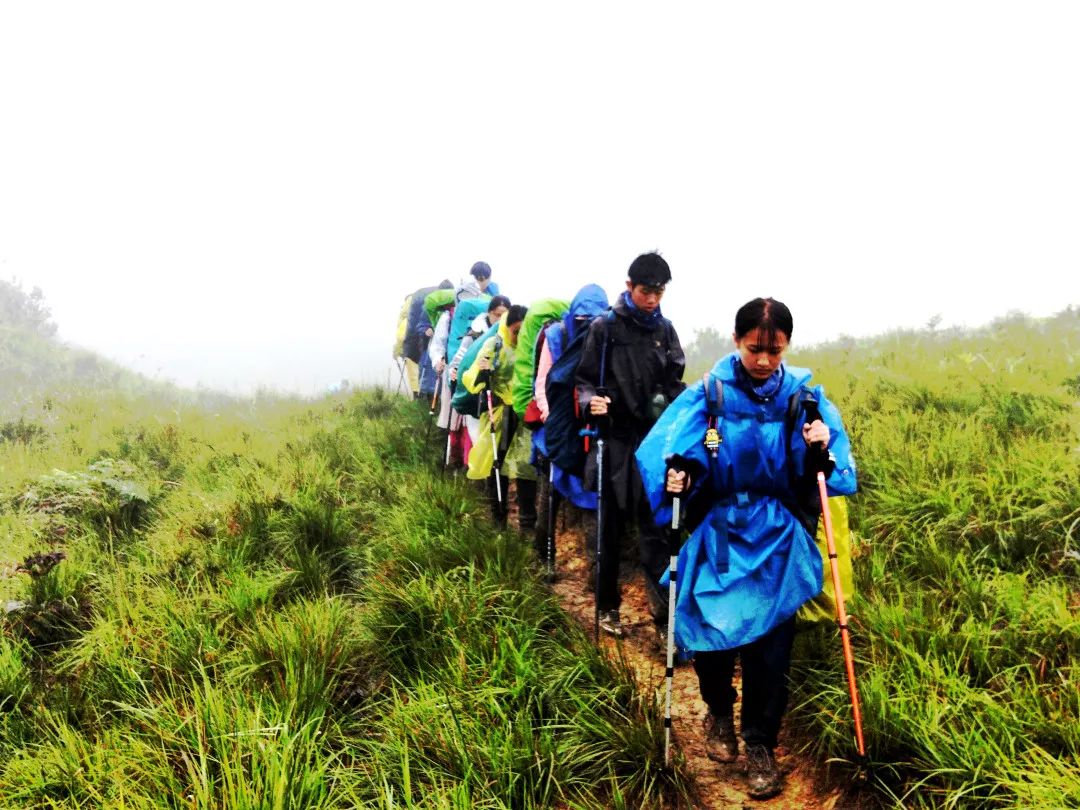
[2,2,1078,396]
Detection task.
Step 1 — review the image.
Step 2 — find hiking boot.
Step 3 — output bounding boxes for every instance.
[598,609,624,637]
[702,712,738,763]
[745,744,783,800]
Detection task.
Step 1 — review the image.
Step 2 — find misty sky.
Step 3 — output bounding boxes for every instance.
[2,2,1077,395]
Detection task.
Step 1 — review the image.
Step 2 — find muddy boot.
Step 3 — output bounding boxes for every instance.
[745,744,783,800]
[598,609,624,638]
[702,712,738,763]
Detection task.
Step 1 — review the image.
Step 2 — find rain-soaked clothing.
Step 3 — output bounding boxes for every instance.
[636,353,857,652]
[634,353,857,750]
[533,284,609,510]
[461,314,517,481]
[510,298,569,417]
[575,292,685,614]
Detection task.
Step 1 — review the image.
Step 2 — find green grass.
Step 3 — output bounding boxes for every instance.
[0,385,689,808]
[776,309,1080,808]
[3,302,1079,808]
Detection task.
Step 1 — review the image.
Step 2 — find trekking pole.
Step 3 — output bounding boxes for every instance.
[429,371,442,416]
[425,372,442,448]
[817,469,866,758]
[804,399,866,759]
[594,428,604,641]
[583,385,609,642]
[393,359,408,397]
[545,459,556,581]
[664,493,682,766]
[486,388,504,508]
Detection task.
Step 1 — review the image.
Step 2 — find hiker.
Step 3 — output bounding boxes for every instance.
[404,281,453,399]
[460,304,528,525]
[503,299,574,534]
[465,260,500,297]
[531,284,609,563]
[393,293,419,396]
[635,297,857,800]
[575,253,685,637]
[428,278,488,466]
[448,295,511,464]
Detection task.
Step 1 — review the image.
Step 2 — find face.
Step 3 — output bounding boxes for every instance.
[488,305,508,325]
[507,320,523,346]
[733,327,789,380]
[476,276,491,292]
[626,281,665,313]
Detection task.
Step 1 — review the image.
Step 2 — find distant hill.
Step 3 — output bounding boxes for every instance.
[0,279,239,417]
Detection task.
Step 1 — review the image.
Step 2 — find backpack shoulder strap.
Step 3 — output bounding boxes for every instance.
[598,309,616,388]
[785,386,820,446]
[702,371,724,457]
[702,371,724,416]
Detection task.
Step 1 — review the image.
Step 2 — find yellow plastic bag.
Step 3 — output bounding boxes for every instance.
[797,496,855,626]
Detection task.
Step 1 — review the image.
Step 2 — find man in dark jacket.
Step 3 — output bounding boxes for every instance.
[576,252,686,636]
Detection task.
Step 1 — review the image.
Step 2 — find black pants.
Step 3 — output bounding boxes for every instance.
[516,477,538,530]
[487,469,508,525]
[693,616,797,750]
[596,452,668,614]
[533,460,562,563]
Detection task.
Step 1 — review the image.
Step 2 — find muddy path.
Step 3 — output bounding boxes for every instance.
[521,497,868,809]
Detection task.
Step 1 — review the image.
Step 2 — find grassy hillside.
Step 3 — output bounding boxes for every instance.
[4,286,1078,808]
[0,385,686,808]
[686,309,1080,807]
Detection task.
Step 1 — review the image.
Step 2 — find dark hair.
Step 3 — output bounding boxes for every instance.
[470,261,492,279]
[627,252,671,286]
[488,295,511,313]
[734,298,793,345]
[506,304,528,327]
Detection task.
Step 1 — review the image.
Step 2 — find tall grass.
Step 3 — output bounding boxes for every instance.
[0,386,688,808]
[773,309,1080,807]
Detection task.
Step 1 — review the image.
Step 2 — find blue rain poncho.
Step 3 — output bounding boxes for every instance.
[635,353,857,652]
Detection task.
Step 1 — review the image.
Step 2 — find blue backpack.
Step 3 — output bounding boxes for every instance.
[543,312,614,476]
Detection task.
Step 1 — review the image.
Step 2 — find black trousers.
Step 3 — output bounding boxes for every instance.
[533,460,562,563]
[596,450,668,614]
[486,469,508,525]
[693,616,797,750]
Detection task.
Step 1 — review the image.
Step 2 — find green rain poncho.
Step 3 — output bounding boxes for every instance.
[510,298,569,416]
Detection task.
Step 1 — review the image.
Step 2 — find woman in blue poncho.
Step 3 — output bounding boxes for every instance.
[635,298,856,800]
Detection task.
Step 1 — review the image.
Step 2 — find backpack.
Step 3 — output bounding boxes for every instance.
[402,286,437,361]
[451,322,501,416]
[523,323,554,428]
[447,297,492,364]
[543,311,614,476]
[510,298,569,417]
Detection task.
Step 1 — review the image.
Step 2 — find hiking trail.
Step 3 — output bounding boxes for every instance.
[536,508,869,809]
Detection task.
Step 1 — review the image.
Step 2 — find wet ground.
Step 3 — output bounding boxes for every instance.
[516,489,869,809]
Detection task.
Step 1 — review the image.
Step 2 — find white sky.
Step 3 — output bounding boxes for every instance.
[2,2,1077,395]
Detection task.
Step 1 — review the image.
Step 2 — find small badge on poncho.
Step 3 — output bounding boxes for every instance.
[704,424,721,457]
